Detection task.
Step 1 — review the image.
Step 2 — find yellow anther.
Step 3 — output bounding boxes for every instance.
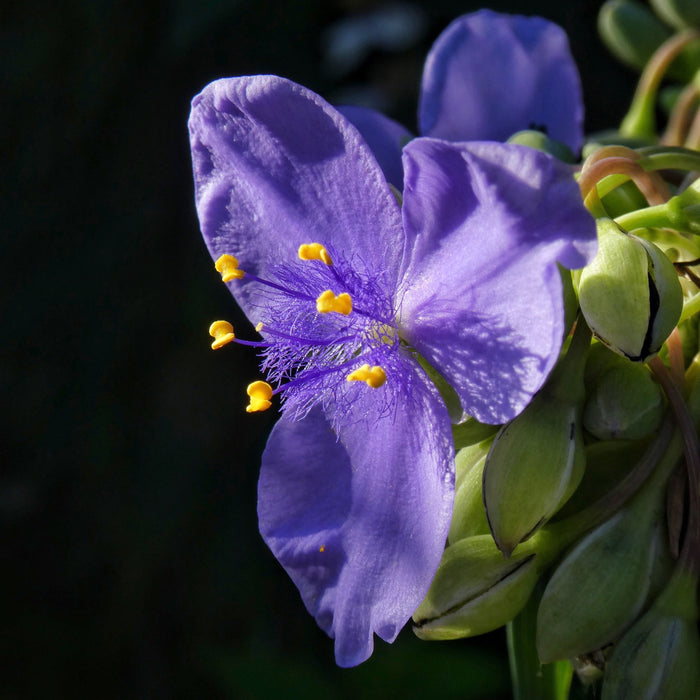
[215,254,245,282]
[298,243,332,265]
[346,364,387,388]
[255,322,264,332]
[209,320,235,350]
[246,381,273,413]
[316,290,352,315]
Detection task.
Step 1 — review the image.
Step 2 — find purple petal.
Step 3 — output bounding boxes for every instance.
[338,105,412,189]
[258,365,454,667]
[398,138,596,424]
[188,76,405,319]
[419,10,584,153]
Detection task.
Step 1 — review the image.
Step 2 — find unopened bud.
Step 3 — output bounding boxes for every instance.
[483,396,585,555]
[536,509,664,663]
[412,535,542,640]
[601,571,700,699]
[578,219,682,361]
[583,352,664,440]
[482,322,589,554]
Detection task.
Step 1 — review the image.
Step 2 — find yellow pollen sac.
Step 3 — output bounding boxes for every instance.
[209,320,235,350]
[246,381,273,413]
[316,290,352,315]
[215,254,245,282]
[298,243,332,265]
[255,322,264,332]
[346,364,387,388]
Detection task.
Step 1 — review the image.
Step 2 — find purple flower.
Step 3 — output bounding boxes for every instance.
[188,75,595,666]
[343,10,584,188]
[419,10,583,151]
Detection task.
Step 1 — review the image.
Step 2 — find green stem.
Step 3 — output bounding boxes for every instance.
[620,30,700,139]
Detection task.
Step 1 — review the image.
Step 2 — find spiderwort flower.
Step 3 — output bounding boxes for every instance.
[188,75,596,666]
[420,10,584,151]
[343,10,584,189]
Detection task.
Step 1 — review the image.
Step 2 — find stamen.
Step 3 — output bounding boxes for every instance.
[215,254,245,282]
[346,364,387,388]
[209,320,235,349]
[316,290,352,315]
[298,243,332,265]
[246,381,273,413]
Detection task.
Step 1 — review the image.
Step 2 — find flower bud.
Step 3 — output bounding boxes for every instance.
[482,322,589,555]
[601,572,700,700]
[578,218,683,362]
[583,355,664,440]
[483,396,585,555]
[412,534,542,640]
[449,441,492,544]
[536,508,665,663]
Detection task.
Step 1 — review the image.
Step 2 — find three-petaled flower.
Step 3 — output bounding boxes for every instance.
[188,13,595,668]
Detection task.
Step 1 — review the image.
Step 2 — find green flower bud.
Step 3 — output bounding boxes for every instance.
[507,130,575,163]
[598,0,672,72]
[412,534,543,640]
[578,218,683,361]
[650,0,700,30]
[482,322,589,555]
[536,507,665,663]
[583,356,664,440]
[602,571,700,700]
[483,396,586,555]
[449,440,492,544]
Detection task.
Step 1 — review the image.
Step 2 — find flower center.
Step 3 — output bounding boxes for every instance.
[209,245,401,417]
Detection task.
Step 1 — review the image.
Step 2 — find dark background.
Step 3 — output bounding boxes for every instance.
[3,0,633,697]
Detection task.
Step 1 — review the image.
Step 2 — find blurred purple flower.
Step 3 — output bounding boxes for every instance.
[344,10,584,188]
[189,75,595,666]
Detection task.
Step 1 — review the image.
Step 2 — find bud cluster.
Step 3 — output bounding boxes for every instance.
[414,2,700,696]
